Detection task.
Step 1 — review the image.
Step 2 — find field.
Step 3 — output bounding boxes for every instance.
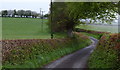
[2,17,66,40]
[76,24,118,33]
[2,17,119,40]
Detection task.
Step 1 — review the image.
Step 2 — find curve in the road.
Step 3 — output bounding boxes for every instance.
[44,37,98,68]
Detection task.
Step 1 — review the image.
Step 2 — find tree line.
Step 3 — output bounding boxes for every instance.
[0,10,49,18]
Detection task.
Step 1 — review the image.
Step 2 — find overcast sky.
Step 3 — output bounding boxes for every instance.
[0,0,51,14]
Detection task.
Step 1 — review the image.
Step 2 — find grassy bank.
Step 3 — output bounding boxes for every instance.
[88,33,120,68]
[2,32,91,68]
[80,32,102,39]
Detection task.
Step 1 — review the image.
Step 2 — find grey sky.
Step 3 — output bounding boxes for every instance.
[0,0,51,14]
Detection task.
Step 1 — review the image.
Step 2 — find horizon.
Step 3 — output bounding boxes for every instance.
[0,0,51,14]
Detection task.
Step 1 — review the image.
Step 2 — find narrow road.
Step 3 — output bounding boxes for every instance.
[43,37,98,69]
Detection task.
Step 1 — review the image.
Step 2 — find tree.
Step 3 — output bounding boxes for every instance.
[31,11,39,18]
[66,2,117,37]
[34,13,39,18]
[0,11,2,17]
[1,10,8,17]
[118,1,120,15]
[49,2,68,33]
[24,10,31,18]
[31,11,36,18]
[7,10,14,17]
[44,14,49,17]
[17,10,25,17]
[49,2,118,37]
[13,9,17,17]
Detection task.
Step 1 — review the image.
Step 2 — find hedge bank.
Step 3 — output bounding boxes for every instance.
[2,32,91,68]
[89,33,120,69]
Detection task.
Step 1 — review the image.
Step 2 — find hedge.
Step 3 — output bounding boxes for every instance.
[2,32,91,68]
[89,33,120,69]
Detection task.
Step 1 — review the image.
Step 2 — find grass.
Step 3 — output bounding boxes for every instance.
[2,17,66,40]
[76,24,118,33]
[80,32,102,39]
[53,32,68,38]
[89,47,117,68]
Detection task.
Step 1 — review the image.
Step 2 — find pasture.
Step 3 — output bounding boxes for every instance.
[76,24,118,33]
[2,17,119,40]
[2,17,66,40]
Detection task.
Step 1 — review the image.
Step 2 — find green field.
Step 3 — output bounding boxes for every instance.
[76,24,118,33]
[2,17,118,40]
[2,17,66,40]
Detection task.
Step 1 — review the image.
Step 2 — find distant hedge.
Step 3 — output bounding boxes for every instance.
[75,28,111,39]
[75,28,110,35]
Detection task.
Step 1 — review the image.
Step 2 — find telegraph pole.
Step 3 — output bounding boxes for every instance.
[51,0,53,39]
[41,11,45,32]
[40,8,42,19]
[41,11,44,31]
[40,8,43,32]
